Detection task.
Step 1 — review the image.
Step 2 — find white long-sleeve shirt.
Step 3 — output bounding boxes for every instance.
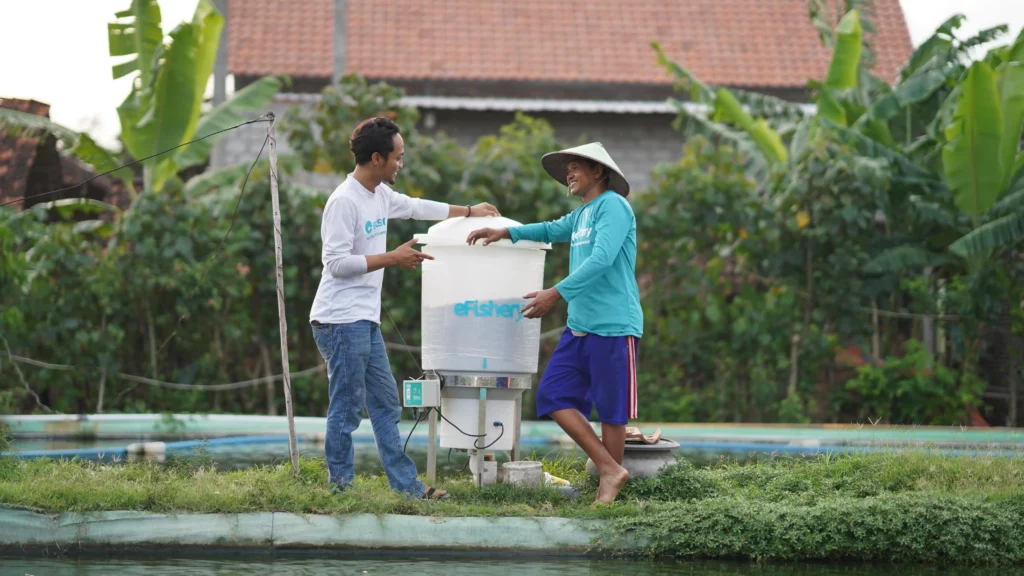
[309,174,449,325]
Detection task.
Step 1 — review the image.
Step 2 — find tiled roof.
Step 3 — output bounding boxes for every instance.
[0,98,49,205]
[227,0,912,89]
[227,0,334,78]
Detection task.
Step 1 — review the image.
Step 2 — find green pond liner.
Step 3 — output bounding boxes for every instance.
[0,507,612,553]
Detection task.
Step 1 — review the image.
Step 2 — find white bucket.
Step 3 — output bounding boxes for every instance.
[501,460,543,488]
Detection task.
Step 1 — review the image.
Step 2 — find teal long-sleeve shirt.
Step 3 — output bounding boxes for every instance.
[509,191,643,338]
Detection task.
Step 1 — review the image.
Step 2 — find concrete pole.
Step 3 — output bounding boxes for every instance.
[210,0,229,169]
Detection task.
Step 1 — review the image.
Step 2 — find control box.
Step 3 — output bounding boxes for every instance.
[402,378,441,408]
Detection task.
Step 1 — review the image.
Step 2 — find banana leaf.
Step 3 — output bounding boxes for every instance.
[942,62,1004,217]
[175,76,282,170]
[949,212,1024,256]
[997,28,1024,194]
[108,0,162,83]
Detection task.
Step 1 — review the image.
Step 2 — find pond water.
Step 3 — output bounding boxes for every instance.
[0,556,1018,576]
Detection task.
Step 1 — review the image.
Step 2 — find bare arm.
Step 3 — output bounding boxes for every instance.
[365,252,397,273]
[371,238,433,271]
[446,203,500,218]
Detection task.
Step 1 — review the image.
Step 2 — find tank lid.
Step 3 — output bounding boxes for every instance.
[415,216,550,249]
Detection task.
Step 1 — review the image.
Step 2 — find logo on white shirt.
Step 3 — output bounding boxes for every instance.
[364,217,387,239]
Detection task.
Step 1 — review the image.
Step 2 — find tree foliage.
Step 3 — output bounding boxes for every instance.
[2,11,1022,427]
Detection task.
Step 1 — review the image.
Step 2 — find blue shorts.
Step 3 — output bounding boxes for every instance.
[535,328,639,426]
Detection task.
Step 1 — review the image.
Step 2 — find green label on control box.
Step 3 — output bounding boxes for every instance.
[404,381,423,407]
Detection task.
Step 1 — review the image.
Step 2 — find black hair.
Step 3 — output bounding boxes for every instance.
[350,117,401,166]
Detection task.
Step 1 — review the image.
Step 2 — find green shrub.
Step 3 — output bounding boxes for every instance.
[605,493,1024,564]
[845,340,985,425]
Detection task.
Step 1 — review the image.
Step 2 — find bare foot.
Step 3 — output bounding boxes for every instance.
[593,465,629,506]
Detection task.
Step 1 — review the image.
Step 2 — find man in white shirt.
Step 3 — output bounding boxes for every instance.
[309,117,498,500]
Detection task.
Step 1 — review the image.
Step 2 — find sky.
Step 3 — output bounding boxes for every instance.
[1,0,1022,149]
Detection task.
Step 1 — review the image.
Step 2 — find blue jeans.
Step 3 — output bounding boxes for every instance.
[311,320,425,497]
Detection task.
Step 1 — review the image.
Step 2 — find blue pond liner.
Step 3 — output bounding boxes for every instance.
[4,436,1020,461]
[3,433,550,461]
[670,439,1021,458]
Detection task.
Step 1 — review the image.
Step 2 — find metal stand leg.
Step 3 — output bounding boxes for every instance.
[512,392,522,462]
[426,407,438,482]
[475,388,487,488]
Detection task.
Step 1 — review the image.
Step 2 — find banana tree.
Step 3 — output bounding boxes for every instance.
[809,0,878,67]
[651,8,971,245]
[652,42,797,180]
[110,0,283,192]
[652,9,879,176]
[652,8,877,413]
[650,6,984,406]
[854,18,1019,272]
[822,16,1023,293]
[942,28,1024,256]
[793,10,1022,266]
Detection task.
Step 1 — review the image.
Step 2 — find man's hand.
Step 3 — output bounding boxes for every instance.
[471,202,500,217]
[390,238,434,270]
[466,227,511,246]
[521,287,562,319]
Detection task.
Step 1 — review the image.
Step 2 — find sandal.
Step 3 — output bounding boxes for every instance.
[625,426,662,445]
[422,486,449,500]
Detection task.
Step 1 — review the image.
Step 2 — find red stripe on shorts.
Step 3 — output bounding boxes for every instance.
[627,336,637,419]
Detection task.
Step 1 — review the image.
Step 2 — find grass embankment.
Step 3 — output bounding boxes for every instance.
[2,450,1023,564]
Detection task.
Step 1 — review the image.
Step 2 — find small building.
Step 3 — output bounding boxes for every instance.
[0,98,131,211]
[215,0,913,190]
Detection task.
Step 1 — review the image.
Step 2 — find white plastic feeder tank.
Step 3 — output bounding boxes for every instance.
[414,216,550,487]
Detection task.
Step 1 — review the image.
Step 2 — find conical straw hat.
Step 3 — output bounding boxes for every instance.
[541,142,631,197]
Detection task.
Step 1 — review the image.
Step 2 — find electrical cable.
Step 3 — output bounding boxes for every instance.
[434,407,505,466]
[402,408,430,454]
[155,131,271,354]
[474,422,504,450]
[435,408,487,438]
[403,407,503,460]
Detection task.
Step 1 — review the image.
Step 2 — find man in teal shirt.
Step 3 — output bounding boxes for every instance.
[466,142,643,505]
